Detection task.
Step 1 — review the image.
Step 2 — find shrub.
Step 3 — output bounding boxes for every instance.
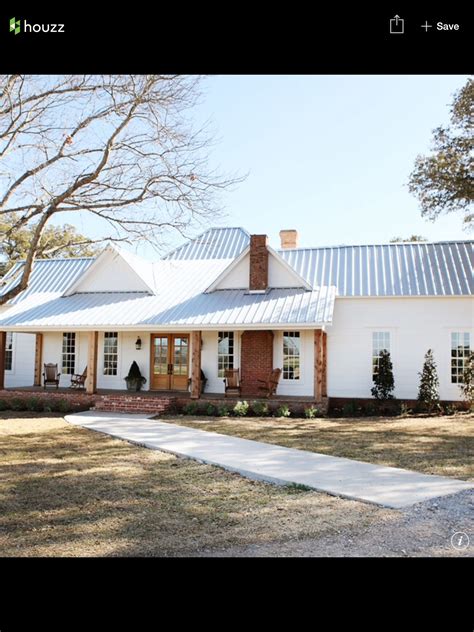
[183,402,199,415]
[458,352,474,406]
[56,399,71,414]
[399,402,412,417]
[233,400,249,417]
[0,399,7,411]
[371,349,395,401]
[26,397,43,412]
[217,404,230,417]
[364,402,378,416]
[252,401,269,417]
[342,400,360,417]
[10,398,25,411]
[417,349,441,413]
[304,405,320,419]
[443,404,457,416]
[275,404,291,418]
[205,403,217,416]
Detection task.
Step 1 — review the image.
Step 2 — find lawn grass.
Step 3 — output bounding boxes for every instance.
[0,413,385,557]
[159,413,474,481]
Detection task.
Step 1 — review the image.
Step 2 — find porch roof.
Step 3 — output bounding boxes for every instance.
[0,286,336,330]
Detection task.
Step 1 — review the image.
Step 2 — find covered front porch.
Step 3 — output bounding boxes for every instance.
[0,327,328,404]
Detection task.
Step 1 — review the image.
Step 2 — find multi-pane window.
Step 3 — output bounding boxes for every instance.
[451,332,471,384]
[103,332,118,376]
[283,332,300,380]
[5,332,13,371]
[218,332,234,377]
[62,332,76,375]
[372,332,390,379]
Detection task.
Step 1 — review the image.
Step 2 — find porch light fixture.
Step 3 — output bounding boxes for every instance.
[135,337,142,350]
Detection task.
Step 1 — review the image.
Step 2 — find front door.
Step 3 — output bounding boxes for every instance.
[151,334,189,391]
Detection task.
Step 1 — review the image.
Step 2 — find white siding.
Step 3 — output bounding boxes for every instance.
[42,332,89,387]
[214,256,249,289]
[72,250,151,293]
[273,330,315,396]
[97,331,150,390]
[213,250,307,290]
[4,333,35,387]
[327,297,474,401]
[201,330,241,394]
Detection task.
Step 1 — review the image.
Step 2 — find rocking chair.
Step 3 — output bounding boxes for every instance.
[224,369,241,397]
[43,363,60,389]
[70,366,87,389]
[257,368,282,398]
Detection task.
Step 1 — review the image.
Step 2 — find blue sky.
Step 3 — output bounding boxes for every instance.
[68,75,471,257]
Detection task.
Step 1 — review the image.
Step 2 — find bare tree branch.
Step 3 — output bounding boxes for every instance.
[0,75,245,304]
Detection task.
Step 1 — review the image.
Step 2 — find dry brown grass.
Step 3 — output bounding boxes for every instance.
[160,413,474,481]
[0,413,385,557]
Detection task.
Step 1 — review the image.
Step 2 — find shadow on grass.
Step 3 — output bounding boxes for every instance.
[0,421,385,557]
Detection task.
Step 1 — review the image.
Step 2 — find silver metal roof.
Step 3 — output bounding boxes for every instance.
[0,229,471,331]
[278,241,474,297]
[0,258,95,303]
[164,227,250,260]
[0,286,336,329]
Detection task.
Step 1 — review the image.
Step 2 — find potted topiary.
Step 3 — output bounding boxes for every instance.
[124,361,147,392]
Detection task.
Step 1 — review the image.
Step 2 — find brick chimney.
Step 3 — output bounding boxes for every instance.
[279,229,299,249]
[249,234,268,292]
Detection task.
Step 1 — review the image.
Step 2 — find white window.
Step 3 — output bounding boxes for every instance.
[218,332,234,377]
[103,332,118,376]
[372,332,390,379]
[451,332,471,384]
[283,332,300,380]
[62,332,76,375]
[5,332,13,371]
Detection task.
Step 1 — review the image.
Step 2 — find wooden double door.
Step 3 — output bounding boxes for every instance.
[151,334,190,391]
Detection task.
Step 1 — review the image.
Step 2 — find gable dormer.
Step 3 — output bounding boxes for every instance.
[64,246,155,295]
[206,234,312,293]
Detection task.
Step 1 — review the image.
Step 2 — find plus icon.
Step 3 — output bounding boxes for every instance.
[421,21,432,31]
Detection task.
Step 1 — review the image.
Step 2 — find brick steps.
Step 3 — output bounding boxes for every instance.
[93,394,176,415]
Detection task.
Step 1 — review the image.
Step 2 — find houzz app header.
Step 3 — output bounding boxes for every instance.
[9,17,65,34]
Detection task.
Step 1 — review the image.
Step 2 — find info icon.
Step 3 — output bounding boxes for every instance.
[389,15,404,34]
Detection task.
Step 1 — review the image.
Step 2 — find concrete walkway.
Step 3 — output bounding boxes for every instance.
[65,412,473,509]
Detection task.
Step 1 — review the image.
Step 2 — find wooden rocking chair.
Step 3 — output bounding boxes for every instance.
[224,369,241,397]
[257,368,282,398]
[43,363,60,389]
[70,366,87,389]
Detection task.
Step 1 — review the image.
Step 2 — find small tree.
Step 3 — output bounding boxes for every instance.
[371,349,395,400]
[459,352,474,406]
[417,349,441,413]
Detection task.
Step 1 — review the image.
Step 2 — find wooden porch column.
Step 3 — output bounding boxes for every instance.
[0,331,5,391]
[34,333,43,386]
[322,330,327,398]
[86,331,98,394]
[190,331,202,399]
[314,329,324,402]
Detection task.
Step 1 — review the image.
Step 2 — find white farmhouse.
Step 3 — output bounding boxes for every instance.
[0,227,472,409]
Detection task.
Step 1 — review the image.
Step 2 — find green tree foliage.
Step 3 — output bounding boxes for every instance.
[417,349,441,413]
[0,213,98,276]
[408,78,473,229]
[459,352,474,405]
[390,235,427,243]
[371,349,395,400]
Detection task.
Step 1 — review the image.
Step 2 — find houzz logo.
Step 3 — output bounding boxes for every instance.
[9,17,20,35]
[9,17,65,35]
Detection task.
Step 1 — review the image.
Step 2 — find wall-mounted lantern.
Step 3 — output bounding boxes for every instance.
[135,336,142,350]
